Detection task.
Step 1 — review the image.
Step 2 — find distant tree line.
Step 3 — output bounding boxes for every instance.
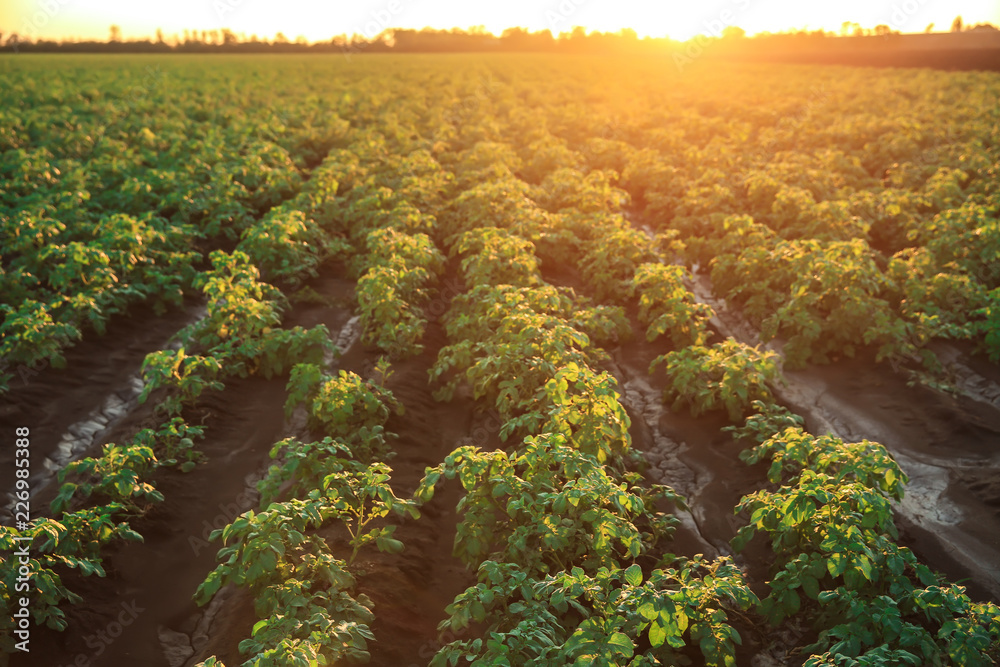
[1,22,999,71]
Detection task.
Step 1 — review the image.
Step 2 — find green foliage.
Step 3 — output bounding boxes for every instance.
[1,508,142,647]
[651,340,781,421]
[739,427,907,500]
[886,248,989,360]
[712,238,907,368]
[0,298,81,370]
[578,227,658,305]
[284,365,402,461]
[321,461,420,564]
[185,249,286,349]
[177,249,334,379]
[452,227,542,287]
[52,441,164,514]
[532,167,630,214]
[6,53,1000,662]
[236,207,336,285]
[193,500,377,665]
[915,198,1000,289]
[732,427,1000,663]
[499,362,632,463]
[443,174,550,239]
[355,228,445,357]
[632,263,714,347]
[978,287,1000,362]
[252,325,336,379]
[415,434,681,575]
[723,400,805,445]
[804,585,1000,667]
[356,266,430,357]
[194,499,343,605]
[432,557,756,667]
[139,348,225,416]
[312,370,402,440]
[430,285,625,417]
[257,436,354,507]
[132,416,206,471]
[735,473,902,616]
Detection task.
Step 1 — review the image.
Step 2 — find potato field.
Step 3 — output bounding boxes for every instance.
[2,53,1000,666]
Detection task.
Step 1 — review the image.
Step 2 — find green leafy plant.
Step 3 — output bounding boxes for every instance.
[1,508,142,647]
[651,340,780,421]
[723,400,805,446]
[138,348,225,415]
[416,434,682,575]
[182,250,285,350]
[632,262,715,348]
[432,556,756,667]
[499,362,632,464]
[237,207,335,285]
[321,461,420,564]
[354,228,445,357]
[132,416,206,471]
[51,441,164,514]
[194,500,377,665]
[578,227,658,304]
[452,227,542,287]
[732,426,1000,663]
[257,436,354,507]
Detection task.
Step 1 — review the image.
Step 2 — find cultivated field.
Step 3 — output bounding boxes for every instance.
[2,53,1000,666]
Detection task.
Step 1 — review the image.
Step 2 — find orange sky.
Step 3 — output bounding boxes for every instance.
[3,0,998,43]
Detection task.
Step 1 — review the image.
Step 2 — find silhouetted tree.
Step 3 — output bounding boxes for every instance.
[951,16,964,32]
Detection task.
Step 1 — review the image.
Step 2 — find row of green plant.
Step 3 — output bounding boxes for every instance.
[430,77,1000,665]
[462,57,1000,377]
[319,135,455,358]
[645,326,1000,664]
[1,176,340,652]
[0,56,356,392]
[415,430,756,666]
[724,404,1000,665]
[194,362,417,666]
[138,248,333,415]
[699,214,992,371]
[414,171,759,665]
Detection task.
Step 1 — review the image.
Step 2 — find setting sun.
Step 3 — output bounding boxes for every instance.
[2,0,999,42]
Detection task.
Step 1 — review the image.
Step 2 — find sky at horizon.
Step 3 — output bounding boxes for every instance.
[2,0,999,44]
